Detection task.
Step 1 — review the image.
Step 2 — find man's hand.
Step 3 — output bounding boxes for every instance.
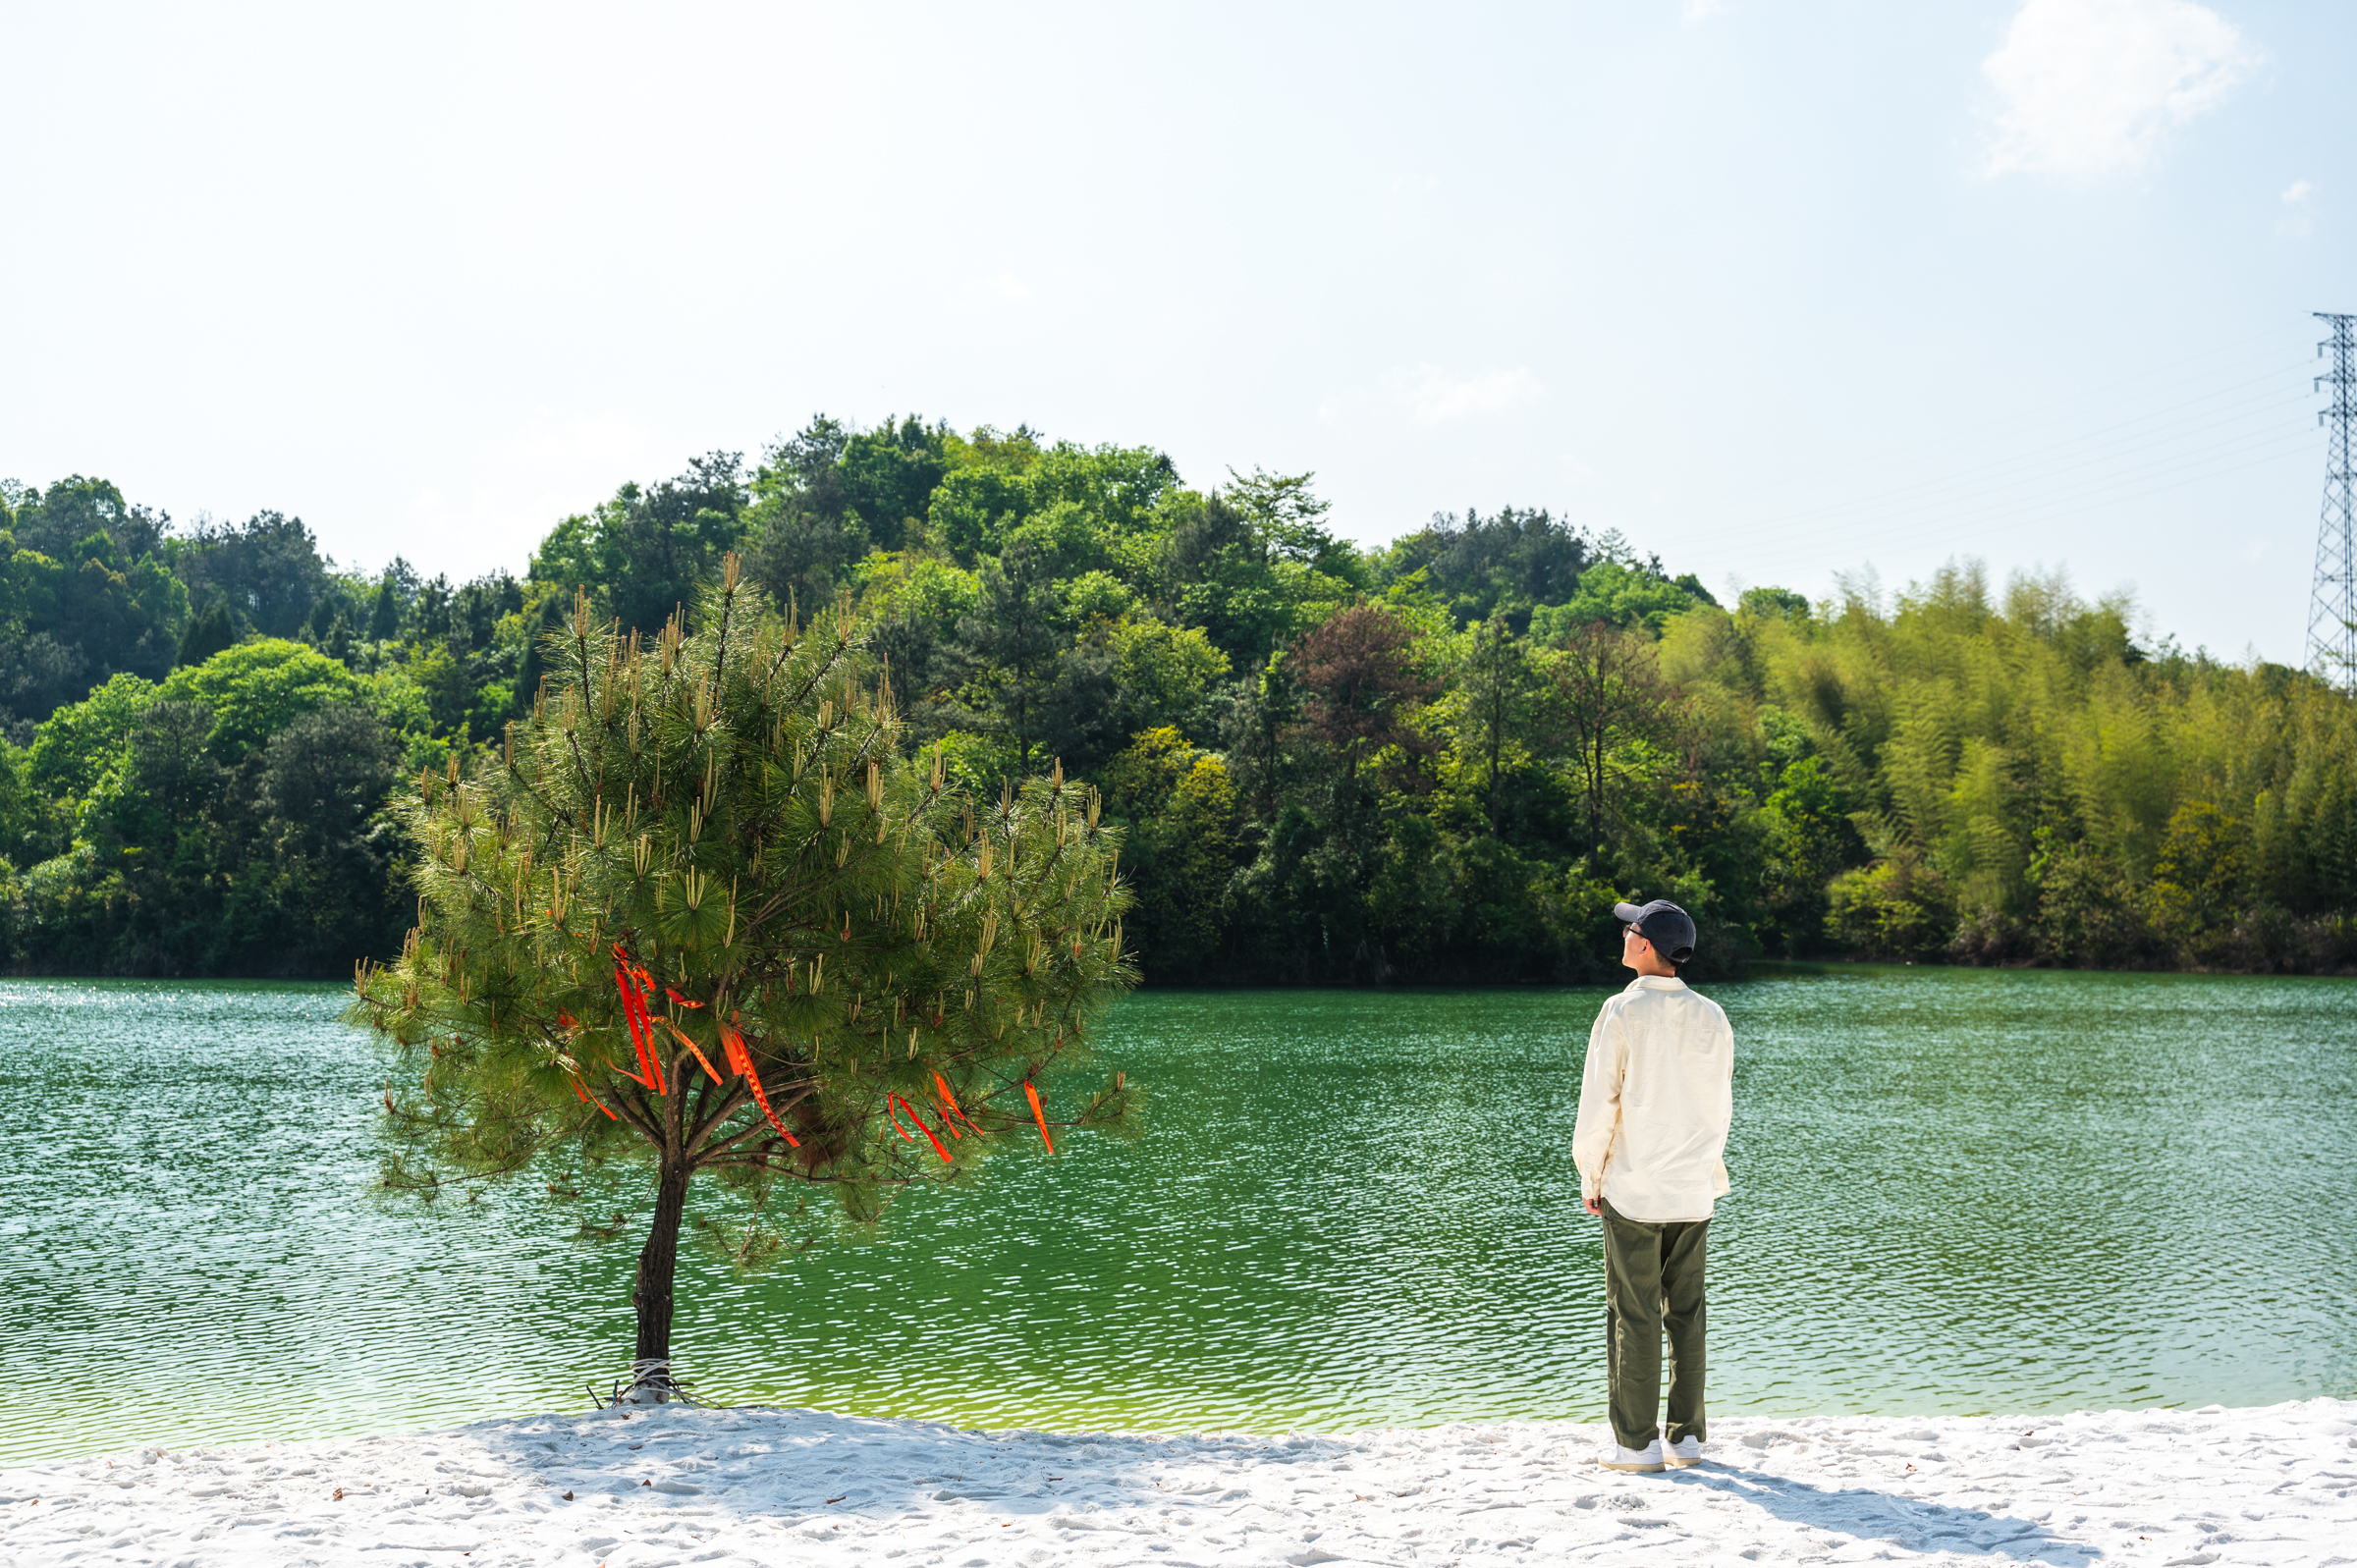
[1583,1194,1603,1217]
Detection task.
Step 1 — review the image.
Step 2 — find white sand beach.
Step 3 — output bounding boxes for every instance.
[5,1398,2351,1566]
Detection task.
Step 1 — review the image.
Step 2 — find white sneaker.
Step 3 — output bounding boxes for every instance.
[1665,1435,1703,1467]
[1602,1438,1664,1473]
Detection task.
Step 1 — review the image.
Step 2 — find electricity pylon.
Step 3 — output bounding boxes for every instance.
[2310,312,2357,689]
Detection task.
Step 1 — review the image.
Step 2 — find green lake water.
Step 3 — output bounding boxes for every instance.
[3,966,2352,1465]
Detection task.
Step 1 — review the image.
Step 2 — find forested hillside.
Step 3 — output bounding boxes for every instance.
[3,420,2350,980]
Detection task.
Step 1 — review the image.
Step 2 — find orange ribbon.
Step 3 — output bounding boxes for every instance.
[572,1074,620,1120]
[722,1025,799,1148]
[1024,1080,1053,1153]
[933,1071,978,1136]
[658,1017,726,1087]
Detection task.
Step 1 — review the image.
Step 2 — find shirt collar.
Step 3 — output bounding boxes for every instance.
[1625,974,1688,992]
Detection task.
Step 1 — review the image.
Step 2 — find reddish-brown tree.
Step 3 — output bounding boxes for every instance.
[1288,605,1439,793]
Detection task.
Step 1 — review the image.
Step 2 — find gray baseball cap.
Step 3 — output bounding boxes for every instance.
[1614,899,1697,963]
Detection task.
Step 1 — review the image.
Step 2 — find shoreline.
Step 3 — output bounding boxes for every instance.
[10,959,2357,988]
[7,1398,2351,1566]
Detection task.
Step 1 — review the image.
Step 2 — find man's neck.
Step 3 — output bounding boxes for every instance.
[1626,961,1678,980]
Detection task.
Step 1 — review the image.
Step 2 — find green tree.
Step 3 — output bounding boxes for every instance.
[1447,618,1542,836]
[0,476,189,729]
[25,671,160,807]
[352,563,1137,1395]
[1103,728,1238,978]
[1826,853,1952,959]
[948,542,1069,774]
[238,705,407,969]
[1738,586,1812,622]
[21,642,411,973]
[1164,474,1357,672]
[1530,559,1705,638]
[365,564,412,642]
[1106,615,1231,737]
[740,416,863,606]
[1377,506,1587,628]
[928,464,1031,566]
[176,512,330,639]
[156,638,371,761]
[528,454,748,635]
[179,599,242,667]
[836,416,953,551]
[1548,620,1679,870]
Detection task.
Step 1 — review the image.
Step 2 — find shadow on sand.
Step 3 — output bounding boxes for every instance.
[1672,1464,2100,1564]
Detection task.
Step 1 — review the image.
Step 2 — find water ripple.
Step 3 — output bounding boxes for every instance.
[1,967,2351,1464]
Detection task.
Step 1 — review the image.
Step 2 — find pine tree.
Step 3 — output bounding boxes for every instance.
[352,556,1136,1400]
[177,598,241,668]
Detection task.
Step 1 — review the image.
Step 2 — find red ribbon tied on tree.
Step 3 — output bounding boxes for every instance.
[890,1094,954,1163]
[571,1073,619,1120]
[609,945,667,1095]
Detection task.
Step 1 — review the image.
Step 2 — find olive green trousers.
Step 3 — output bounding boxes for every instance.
[1599,1200,1710,1451]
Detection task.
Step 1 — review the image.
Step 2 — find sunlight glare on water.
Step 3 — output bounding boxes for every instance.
[1,967,2351,1464]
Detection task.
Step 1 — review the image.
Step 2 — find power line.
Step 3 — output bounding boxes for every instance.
[1676,329,2330,584]
[1739,378,2313,543]
[1737,439,2321,581]
[1741,416,2317,562]
[1726,330,2301,512]
[1672,350,2319,585]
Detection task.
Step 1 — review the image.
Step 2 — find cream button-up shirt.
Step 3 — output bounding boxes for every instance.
[1571,974,1734,1223]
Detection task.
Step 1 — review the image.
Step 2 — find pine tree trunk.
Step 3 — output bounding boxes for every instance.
[630,1145,692,1394]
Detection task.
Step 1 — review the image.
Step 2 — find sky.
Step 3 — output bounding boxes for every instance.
[2,0,2350,663]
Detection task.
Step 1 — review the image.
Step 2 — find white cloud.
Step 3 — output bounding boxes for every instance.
[2278,178,2316,238]
[1980,0,2260,179]
[1375,364,1545,424]
[1681,0,1732,25]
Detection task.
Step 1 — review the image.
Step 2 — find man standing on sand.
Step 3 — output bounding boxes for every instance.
[1572,898,1733,1475]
